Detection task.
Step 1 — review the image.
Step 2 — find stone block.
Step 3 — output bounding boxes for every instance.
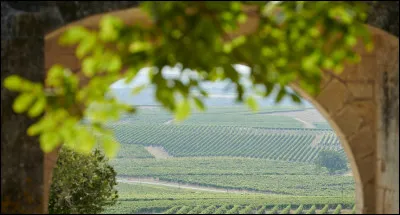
[349,125,375,160]
[319,71,332,89]
[360,181,376,214]
[45,53,80,71]
[333,104,364,138]
[355,153,376,185]
[347,83,374,99]
[339,55,378,81]
[350,100,376,128]
[316,79,350,116]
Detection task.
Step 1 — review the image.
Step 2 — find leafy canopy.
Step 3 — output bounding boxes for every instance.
[48,148,118,214]
[3,2,372,157]
[315,150,349,174]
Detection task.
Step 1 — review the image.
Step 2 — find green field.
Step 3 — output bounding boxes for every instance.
[108,124,342,162]
[103,183,356,214]
[106,106,341,162]
[111,157,355,196]
[102,106,354,214]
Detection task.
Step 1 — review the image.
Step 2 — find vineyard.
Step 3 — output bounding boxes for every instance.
[101,106,356,214]
[103,183,356,214]
[107,124,343,163]
[152,204,356,214]
[111,157,355,196]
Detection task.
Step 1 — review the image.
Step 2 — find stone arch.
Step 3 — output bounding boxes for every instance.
[44,8,399,214]
[1,2,398,214]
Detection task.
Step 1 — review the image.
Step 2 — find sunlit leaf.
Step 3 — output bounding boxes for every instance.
[99,15,124,42]
[76,128,96,154]
[3,75,24,91]
[102,136,120,158]
[59,26,89,45]
[28,96,46,118]
[193,97,205,112]
[82,58,97,77]
[13,93,36,114]
[174,99,191,122]
[76,34,97,59]
[27,120,45,136]
[246,96,259,112]
[40,132,61,153]
[108,55,122,73]
[132,85,147,95]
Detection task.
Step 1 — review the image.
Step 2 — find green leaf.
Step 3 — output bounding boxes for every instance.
[174,99,191,122]
[222,12,234,21]
[40,131,61,153]
[345,35,357,47]
[99,16,123,42]
[76,128,96,154]
[128,41,152,53]
[131,84,147,95]
[223,43,233,53]
[231,2,242,11]
[275,87,286,103]
[108,55,122,73]
[366,42,374,53]
[82,58,97,77]
[232,36,246,48]
[246,96,259,112]
[13,93,36,114]
[102,136,120,158]
[3,75,24,91]
[76,34,97,59]
[290,93,302,103]
[27,120,45,136]
[193,97,205,112]
[237,13,248,24]
[59,26,89,45]
[322,59,334,70]
[28,96,46,118]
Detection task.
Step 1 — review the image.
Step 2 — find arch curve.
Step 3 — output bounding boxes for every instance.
[43,7,399,214]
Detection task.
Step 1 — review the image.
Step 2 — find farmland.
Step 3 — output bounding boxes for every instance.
[108,124,342,162]
[111,157,355,196]
[103,183,356,214]
[102,106,355,214]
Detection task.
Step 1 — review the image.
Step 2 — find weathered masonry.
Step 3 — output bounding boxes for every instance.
[1,2,398,214]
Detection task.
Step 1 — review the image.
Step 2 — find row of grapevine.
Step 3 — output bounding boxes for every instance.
[157,203,354,214]
[109,123,345,163]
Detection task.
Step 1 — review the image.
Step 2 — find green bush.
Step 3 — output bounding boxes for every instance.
[49,148,118,214]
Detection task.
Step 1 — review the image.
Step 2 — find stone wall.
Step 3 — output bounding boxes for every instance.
[1,1,398,214]
[1,2,139,213]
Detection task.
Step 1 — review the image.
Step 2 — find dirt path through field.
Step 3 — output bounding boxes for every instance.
[145,146,172,159]
[164,119,174,124]
[117,177,283,195]
[294,117,316,128]
[262,109,326,129]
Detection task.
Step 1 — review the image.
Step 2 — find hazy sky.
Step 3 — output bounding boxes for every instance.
[110,65,313,106]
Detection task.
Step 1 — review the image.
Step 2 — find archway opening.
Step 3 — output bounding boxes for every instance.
[43,6,399,214]
[94,64,358,214]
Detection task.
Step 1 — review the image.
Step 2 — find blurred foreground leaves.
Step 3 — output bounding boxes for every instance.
[3,1,372,157]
